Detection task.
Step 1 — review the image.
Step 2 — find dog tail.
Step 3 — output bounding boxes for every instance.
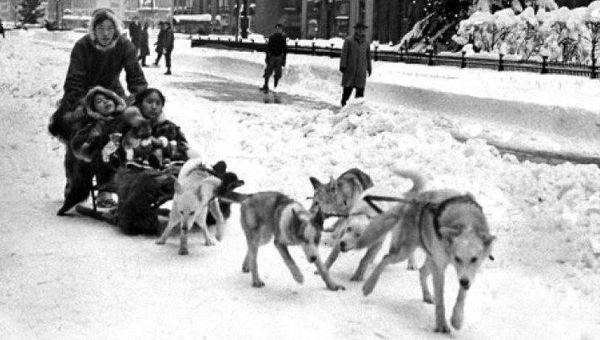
[355,210,399,249]
[218,191,252,204]
[393,169,425,194]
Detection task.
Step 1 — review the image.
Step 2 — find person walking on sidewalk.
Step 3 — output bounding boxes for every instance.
[0,18,5,38]
[128,17,141,56]
[138,22,150,67]
[339,22,372,107]
[260,23,287,93]
[154,21,166,66]
[162,21,174,75]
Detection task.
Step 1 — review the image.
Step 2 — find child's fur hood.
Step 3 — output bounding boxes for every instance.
[88,8,123,51]
[83,86,127,121]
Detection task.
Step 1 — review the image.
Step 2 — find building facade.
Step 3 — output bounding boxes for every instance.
[0,0,18,23]
[253,0,373,40]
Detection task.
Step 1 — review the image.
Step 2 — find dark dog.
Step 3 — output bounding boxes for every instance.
[116,161,244,236]
[115,165,175,235]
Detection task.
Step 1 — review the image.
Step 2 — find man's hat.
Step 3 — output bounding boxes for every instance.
[353,22,368,29]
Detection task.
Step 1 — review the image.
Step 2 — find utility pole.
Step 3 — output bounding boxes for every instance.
[171,0,175,26]
[240,0,248,39]
[235,0,240,42]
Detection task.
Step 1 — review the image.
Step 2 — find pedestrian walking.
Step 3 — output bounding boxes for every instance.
[0,18,5,39]
[339,22,372,107]
[162,21,174,75]
[128,16,141,56]
[154,21,166,66]
[260,23,287,93]
[139,22,150,67]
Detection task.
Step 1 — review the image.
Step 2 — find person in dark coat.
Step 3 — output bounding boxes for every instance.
[339,22,372,107]
[128,17,141,56]
[154,21,166,67]
[48,8,148,216]
[260,23,287,93]
[138,22,150,66]
[162,22,175,75]
[0,18,5,38]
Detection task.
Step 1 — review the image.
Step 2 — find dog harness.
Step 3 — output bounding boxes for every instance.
[418,195,483,257]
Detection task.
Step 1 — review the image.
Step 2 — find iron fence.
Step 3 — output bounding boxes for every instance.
[190,37,599,79]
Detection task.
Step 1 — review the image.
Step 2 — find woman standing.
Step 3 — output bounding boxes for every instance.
[48,8,148,215]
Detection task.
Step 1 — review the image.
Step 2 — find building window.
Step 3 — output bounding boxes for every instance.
[284,0,300,11]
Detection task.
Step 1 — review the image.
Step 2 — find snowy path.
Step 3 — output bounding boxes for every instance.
[0,30,600,339]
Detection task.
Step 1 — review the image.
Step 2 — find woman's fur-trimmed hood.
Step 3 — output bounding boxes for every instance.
[88,8,123,50]
[83,86,127,121]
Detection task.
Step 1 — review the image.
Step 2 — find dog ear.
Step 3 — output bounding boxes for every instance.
[309,177,322,189]
[212,161,227,175]
[482,233,496,247]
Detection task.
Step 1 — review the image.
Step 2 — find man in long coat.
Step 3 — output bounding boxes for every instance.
[339,22,372,107]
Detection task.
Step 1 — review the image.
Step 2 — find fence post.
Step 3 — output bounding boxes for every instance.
[312,42,316,56]
[541,56,548,74]
[592,57,597,79]
[498,53,504,71]
[427,49,434,66]
[461,51,466,68]
[330,43,334,58]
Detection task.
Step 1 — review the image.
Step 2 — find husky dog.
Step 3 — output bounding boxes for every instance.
[309,168,418,279]
[333,170,424,281]
[114,165,175,235]
[350,186,496,333]
[156,158,244,255]
[238,191,345,291]
[309,168,374,216]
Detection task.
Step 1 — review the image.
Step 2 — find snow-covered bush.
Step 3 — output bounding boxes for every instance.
[452,1,600,63]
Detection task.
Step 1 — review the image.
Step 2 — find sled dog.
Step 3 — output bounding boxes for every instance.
[309,168,419,279]
[334,170,424,280]
[352,187,496,333]
[156,158,243,255]
[239,191,345,291]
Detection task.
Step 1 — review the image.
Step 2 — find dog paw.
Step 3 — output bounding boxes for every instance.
[423,295,434,304]
[178,248,189,255]
[434,324,451,334]
[155,239,166,245]
[242,265,250,273]
[406,263,417,271]
[350,273,364,281]
[451,313,463,330]
[205,238,218,246]
[362,279,376,296]
[292,272,304,284]
[252,280,265,288]
[327,283,345,291]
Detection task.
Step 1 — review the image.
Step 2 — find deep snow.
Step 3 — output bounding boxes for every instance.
[1,29,600,339]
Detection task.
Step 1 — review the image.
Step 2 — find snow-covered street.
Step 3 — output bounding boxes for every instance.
[1,29,600,339]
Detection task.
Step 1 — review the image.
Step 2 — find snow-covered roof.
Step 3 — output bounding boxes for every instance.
[173,14,212,22]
